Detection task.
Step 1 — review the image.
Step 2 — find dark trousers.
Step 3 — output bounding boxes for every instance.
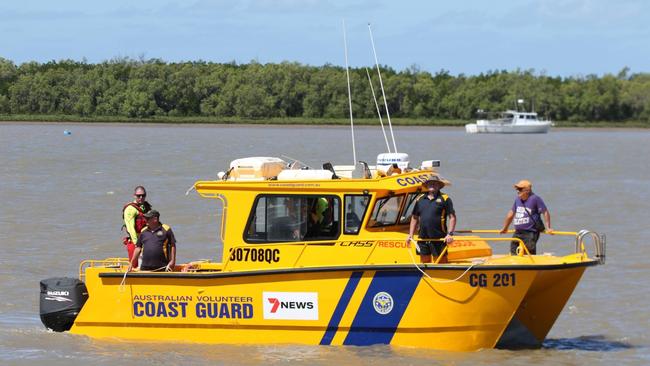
[511,230,540,255]
[416,240,446,256]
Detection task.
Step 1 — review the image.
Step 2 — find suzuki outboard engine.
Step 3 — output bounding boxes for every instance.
[39,277,88,332]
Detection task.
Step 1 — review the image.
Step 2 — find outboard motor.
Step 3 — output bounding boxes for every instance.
[39,277,88,332]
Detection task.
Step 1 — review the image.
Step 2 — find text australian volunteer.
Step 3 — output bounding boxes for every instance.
[407,175,456,263]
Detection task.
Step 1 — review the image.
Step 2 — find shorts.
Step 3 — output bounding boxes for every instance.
[416,240,446,257]
[511,230,540,255]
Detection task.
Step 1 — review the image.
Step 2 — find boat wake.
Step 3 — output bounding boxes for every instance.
[543,335,634,351]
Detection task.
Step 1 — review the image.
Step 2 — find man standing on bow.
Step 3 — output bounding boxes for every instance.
[500,180,553,255]
[407,176,456,263]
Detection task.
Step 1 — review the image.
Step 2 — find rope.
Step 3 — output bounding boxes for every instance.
[118,268,129,292]
[407,238,484,284]
[119,264,171,292]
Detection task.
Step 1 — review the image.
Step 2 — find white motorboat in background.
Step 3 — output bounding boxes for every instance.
[465,110,552,134]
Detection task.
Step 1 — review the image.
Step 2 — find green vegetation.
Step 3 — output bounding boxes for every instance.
[0,57,649,126]
[0,114,468,126]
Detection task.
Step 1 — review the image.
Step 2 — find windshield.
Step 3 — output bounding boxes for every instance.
[368,195,404,227]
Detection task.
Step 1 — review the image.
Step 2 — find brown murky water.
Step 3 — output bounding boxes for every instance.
[1,123,648,365]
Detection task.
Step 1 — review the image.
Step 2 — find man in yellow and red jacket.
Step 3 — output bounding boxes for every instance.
[122,186,152,261]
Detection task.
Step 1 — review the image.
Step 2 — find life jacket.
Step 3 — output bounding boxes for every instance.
[122,201,152,234]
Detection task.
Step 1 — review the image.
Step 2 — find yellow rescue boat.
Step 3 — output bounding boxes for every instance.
[39,155,605,351]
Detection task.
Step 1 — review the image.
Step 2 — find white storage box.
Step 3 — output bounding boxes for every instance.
[228,157,286,181]
[376,152,410,173]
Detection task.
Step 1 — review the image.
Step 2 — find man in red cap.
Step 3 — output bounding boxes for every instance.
[500,180,553,255]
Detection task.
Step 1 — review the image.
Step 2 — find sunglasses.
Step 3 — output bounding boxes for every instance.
[515,188,528,192]
[135,194,146,198]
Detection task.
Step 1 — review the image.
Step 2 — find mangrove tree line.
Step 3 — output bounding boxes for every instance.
[0,57,649,123]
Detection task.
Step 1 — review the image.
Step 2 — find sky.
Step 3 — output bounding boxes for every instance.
[1,0,648,77]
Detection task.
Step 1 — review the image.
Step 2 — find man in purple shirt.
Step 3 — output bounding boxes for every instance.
[500,180,553,255]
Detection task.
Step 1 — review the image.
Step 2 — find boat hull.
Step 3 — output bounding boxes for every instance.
[466,121,552,134]
[71,265,541,351]
[497,263,588,348]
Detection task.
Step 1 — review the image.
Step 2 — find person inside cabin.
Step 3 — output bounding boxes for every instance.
[122,186,152,261]
[406,176,456,263]
[273,198,304,241]
[306,197,330,238]
[345,206,361,232]
[500,180,553,255]
[129,210,176,272]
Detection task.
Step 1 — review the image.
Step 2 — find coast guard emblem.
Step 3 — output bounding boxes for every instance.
[373,292,394,315]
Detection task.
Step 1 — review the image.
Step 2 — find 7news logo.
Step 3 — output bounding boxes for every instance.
[267,297,315,312]
[263,292,318,320]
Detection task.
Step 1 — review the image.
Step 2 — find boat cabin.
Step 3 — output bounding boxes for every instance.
[499,110,541,124]
[194,156,492,271]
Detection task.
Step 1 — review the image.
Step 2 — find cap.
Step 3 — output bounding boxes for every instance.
[423,175,451,187]
[513,180,532,189]
[143,210,160,219]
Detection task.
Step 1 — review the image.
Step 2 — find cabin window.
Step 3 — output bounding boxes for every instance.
[399,192,423,224]
[245,195,340,243]
[368,195,404,227]
[344,195,371,234]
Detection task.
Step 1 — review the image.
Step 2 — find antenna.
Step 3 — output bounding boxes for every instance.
[343,19,357,166]
[368,23,398,153]
[365,67,391,153]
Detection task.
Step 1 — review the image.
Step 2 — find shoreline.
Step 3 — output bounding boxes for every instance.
[0,116,648,129]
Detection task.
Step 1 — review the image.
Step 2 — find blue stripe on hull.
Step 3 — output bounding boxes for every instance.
[343,270,422,346]
[320,271,363,345]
